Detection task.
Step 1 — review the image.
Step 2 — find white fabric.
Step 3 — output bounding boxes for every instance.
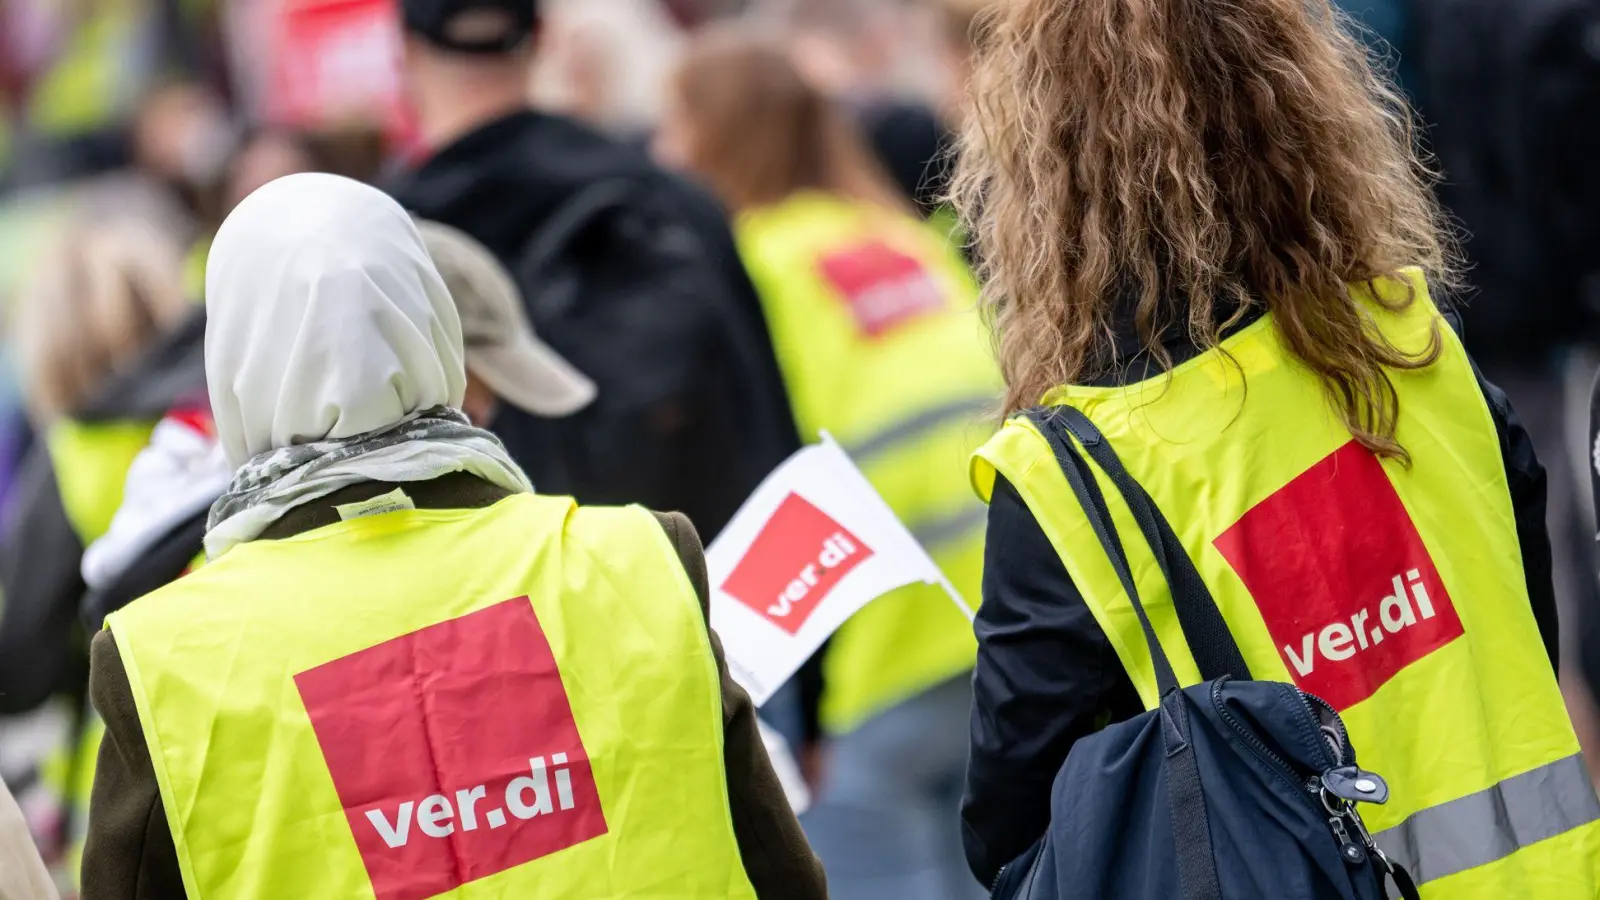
[81,413,232,589]
[203,173,532,557]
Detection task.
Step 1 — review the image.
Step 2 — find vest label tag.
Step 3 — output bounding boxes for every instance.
[296,598,607,900]
[335,487,416,521]
[1214,441,1465,710]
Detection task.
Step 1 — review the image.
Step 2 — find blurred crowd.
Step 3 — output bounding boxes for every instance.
[0,0,1599,896]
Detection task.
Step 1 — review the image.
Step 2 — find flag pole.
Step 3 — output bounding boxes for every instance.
[934,571,977,623]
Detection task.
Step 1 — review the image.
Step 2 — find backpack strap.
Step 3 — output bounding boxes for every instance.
[518,179,638,276]
[1024,407,1184,695]
[1045,406,1252,683]
[1024,405,1230,900]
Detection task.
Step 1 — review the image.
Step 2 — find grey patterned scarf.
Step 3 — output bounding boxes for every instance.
[204,406,532,559]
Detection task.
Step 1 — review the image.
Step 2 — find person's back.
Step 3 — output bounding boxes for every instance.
[656,32,997,900]
[0,219,195,880]
[80,174,825,900]
[948,0,1599,896]
[733,193,995,733]
[106,494,755,898]
[0,219,195,716]
[389,0,798,540]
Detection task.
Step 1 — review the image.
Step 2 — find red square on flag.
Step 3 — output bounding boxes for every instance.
[295,598,607,900]
[1214,442,1464,711]
[720,493,874,635]
[817,241,947,338]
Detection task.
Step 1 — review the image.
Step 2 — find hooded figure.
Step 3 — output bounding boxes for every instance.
[200,173,534,558]
[79,174,826,900]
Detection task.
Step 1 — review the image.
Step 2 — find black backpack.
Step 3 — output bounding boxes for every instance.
[501,178,774,532]
[989,406,1422,900]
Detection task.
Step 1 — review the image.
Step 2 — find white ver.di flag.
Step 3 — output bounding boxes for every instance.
[706,434,973,707]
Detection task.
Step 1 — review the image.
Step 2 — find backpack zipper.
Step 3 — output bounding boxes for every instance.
[1210,681,1384,874]
[1208,680,1331,814]
[990,863,1008,897]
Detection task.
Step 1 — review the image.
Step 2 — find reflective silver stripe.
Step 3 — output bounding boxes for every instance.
[909,502,988,550]
[845,395,995,462]
[1374,753,1600,884]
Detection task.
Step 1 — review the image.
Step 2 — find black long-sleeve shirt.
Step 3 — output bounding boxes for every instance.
[960,317,1560,888]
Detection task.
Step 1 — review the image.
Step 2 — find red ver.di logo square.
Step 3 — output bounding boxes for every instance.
[721,493,874,635]
[1213,442,1465,711]
[296,598,607,900]
[817,240,948,338]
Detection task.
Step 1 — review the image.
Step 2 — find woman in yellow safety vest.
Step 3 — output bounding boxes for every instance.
[0,217,193,880]
[80,173,826,900]
[655,29,1000,900]
[950,0,1600,897]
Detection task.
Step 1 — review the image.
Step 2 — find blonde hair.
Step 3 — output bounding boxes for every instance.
[16,221,190,424]
[669,28,909,215]
[951,0,1457,459]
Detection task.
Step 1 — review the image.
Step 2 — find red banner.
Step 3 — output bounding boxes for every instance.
[264,0,412,139]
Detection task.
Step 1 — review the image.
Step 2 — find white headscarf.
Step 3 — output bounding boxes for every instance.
[203,173,531,558]
[207,172,467,464]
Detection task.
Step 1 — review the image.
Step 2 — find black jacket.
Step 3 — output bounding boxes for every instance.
[390,111,800,539]
[960,310,1560,888]
[1414,0,1600,364]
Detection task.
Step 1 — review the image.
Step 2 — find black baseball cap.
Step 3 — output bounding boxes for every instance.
[401,0,539,54]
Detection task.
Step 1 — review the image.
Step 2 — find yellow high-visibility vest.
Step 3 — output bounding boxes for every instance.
[972,270,1600,897]
[107,494,757,899]
[737,191,998,733]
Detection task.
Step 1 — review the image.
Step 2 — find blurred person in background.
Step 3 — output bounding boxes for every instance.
[130,80,234,222]
[656,29,999,900]
[390,0,800,542]
[766,0,957,219]
[527,0,685,140]
[0,0,223,188]
[1416,0,1600,774]
[80,173,826,900]
[0,218,194,882]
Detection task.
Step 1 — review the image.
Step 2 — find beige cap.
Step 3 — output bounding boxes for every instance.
[415,218,597,417]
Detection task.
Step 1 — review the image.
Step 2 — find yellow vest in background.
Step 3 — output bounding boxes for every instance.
[39,416,154,883]
[28,3,137,138]
[47,418,156,545]
[973,271,1600,898]
[108,495,756,899]
[737,192,998,734]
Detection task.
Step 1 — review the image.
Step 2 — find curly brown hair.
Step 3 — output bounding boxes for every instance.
[950,0,1458,458]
